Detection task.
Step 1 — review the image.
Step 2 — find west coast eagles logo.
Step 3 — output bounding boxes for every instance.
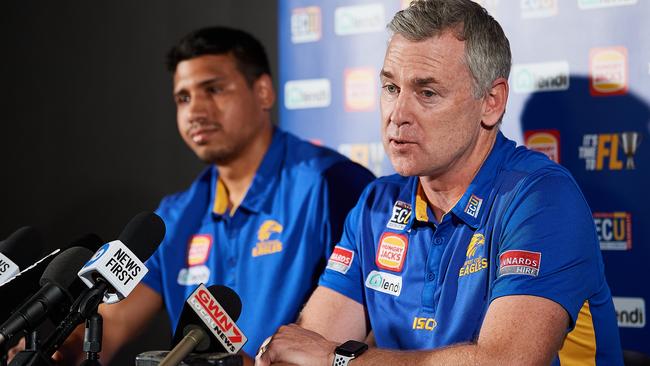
[459,233,488,277]
[252,220,284,257]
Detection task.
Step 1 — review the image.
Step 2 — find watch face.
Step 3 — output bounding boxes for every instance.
[336,340,368,357]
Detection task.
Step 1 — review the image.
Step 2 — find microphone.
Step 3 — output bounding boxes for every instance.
[159,284,247,366]
[34,212,165,359]
[0,234,104,320]
[0,247,94,348]
[0,227,44,286]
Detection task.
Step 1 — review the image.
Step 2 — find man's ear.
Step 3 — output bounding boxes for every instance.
[481,78,509,127]
[253,74,276,111]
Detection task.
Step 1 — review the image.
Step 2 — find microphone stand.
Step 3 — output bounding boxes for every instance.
[79,312,102,366]
[10,280,109,366]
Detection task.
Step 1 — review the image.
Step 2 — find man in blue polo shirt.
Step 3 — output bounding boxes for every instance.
[45,27,373,364]
[257,1,622,365]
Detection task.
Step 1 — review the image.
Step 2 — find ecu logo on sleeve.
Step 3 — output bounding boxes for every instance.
[376,233,408,272]
[386,201,412,230]
[187,234,213,267]
[326,246,354,274]
[499,250,541,277]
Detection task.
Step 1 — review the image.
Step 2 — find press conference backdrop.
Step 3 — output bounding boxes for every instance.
[279,0,649,354]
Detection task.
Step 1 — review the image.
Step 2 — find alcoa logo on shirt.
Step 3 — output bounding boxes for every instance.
[252,220,283,257]
[365,270,402,296]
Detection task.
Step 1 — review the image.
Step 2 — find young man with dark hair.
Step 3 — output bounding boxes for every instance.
[42,26,374,364]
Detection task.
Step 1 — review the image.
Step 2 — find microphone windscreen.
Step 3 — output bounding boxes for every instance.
[39,247,94,297]
[173,284,244,353]
[0,227,45,269]
[118,212,165,260]
[64,233,104,252]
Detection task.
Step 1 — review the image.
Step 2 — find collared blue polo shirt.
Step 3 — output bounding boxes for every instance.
[143,128,374,355]
[320,132,622,365]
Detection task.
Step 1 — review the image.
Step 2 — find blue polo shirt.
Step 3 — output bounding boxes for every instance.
[143,128,374,355]
[320,132,622,365]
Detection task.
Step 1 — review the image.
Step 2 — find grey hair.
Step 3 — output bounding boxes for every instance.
[388,0,511,99]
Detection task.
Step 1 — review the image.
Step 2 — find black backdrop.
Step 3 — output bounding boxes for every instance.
[0,1,277,364]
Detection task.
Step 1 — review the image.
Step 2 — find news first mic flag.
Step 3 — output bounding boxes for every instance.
[0,253,20,285]
[187,283,247,354]
[77,240,148,304]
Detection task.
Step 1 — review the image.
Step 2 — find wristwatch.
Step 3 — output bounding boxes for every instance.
[332,340,368,366]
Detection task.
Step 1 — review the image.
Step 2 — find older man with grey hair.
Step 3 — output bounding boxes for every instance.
[256,0,623,365]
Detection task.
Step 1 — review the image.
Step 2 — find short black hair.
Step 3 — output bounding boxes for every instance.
[166,26,271,85]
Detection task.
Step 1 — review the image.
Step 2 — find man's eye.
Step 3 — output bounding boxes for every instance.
[207,86,222,94]
[175,95,190,104]
[421,90,436,98]
[383,84,399,94]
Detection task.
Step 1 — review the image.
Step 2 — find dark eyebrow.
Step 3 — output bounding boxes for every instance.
[380,69,393,79]
[414,77,437,86]
[174,77,223,96]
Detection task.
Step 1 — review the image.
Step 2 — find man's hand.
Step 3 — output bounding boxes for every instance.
[255,324,338,366]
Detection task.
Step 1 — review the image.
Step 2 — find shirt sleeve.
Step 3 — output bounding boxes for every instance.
[141,197,173,295]
[489,170,603,328]
[318,183,371,305]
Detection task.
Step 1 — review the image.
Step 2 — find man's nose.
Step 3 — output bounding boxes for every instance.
[389,92,413,127]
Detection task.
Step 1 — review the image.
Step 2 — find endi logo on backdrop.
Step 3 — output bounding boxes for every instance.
[338,143,385,177]
[579,132,642,171]
[284,79,331,110]
[594,212,632,251]
[512,61,569,93]
[459,233,488,278]
[252,220,283,257]
[578,0,637,9]
[376,233,408,272]
[590,47,628,96]
[290,6,321,44]
[344,67,376,112]
[187,234,212,266]
[386,201,412,231]
[613,297,645,328]
[334,3,385,35]
[520,0,558,18]
[524,130,561,163]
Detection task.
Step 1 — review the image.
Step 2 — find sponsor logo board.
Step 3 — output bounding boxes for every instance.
[512,61,569,93]
[284,79,331,110]
[594,212,632,250]
[524,130,561,163]
[613,297,645,328]
[291,6,321,43]
[590,47,628,96]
